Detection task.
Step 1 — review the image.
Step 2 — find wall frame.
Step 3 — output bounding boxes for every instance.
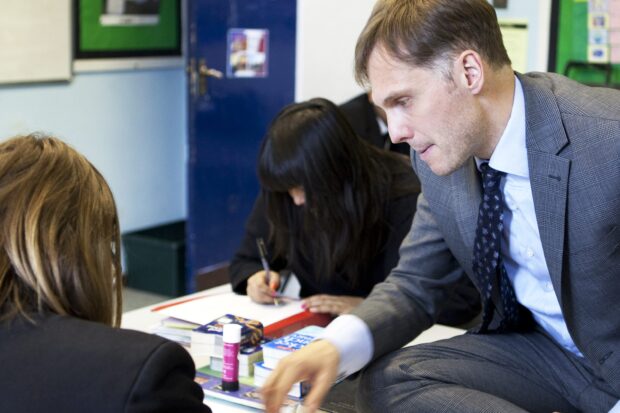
[548,0,620,87]
[73,0,183,72]
[0,0,72,85]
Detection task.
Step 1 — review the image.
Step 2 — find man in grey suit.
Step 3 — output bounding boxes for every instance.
[261,1,620,412]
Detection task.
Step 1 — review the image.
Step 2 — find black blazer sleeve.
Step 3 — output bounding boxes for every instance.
[126,341,211,413]
[371,194,418,288]
[229,195,286,294]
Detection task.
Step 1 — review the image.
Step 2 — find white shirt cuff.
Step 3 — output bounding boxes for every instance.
[319,314,373,377]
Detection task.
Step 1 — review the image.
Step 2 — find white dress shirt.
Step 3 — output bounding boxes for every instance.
[483,77,581,356]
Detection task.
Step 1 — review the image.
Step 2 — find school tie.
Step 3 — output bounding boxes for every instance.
[472,163,520,333]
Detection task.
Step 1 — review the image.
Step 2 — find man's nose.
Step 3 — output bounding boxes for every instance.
[387,119,412,144]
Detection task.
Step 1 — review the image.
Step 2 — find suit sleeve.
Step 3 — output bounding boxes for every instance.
[351,192,481,361]
[125,341,211,413]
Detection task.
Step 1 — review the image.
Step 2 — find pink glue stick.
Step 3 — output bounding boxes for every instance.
[221,323,242,391]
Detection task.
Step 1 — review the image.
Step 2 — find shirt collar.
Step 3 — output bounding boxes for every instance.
[475,76,528,178]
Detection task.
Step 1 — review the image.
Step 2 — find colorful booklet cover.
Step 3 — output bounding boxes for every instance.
[195,371,302,411]
[196,364,348,412]
[262,325,324,369]
[192,314,264,346]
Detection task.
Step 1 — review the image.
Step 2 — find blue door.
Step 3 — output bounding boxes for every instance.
[187,0,296,291]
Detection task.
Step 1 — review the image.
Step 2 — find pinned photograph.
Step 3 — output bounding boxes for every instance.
[589,12,609,29]
[588,44,610,62]
[589,28,609,44]
[227,29,269,78]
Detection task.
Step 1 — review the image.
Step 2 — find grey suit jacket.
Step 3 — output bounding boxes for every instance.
[352,72,620,394]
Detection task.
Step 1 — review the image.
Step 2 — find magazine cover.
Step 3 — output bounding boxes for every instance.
[195,371,302,411]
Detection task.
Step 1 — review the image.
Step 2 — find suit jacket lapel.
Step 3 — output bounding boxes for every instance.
[453,160,482,283]
[519,74,570,304]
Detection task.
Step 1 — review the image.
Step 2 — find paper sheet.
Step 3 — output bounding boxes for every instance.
[155,287,304,326]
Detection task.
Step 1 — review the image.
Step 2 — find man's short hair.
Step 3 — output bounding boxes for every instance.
[355,0,511,85]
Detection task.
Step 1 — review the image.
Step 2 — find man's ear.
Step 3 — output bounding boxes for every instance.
[454,50,484,95]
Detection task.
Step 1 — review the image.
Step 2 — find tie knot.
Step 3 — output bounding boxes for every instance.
[480,163,504,191]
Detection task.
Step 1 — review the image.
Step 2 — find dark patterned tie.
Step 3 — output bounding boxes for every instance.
[473,163,519,332]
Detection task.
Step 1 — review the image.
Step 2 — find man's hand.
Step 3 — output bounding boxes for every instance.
[302,294,364,315]
[246,270,280,304]
[261,340,340,413]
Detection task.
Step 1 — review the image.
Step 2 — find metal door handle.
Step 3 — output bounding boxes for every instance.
[198,59,223,96]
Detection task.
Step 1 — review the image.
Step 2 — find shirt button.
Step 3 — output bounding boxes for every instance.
[526,248,534,258]
[544,282,554,292]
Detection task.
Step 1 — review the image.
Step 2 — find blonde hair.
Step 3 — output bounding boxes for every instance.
[0,134,122,326]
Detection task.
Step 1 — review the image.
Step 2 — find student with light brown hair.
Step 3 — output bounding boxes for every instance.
[0,134,211,413]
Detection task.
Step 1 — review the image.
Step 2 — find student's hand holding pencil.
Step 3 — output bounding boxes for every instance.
[246,270,281,304]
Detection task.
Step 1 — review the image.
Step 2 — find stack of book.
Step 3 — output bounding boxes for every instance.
[253,325,325,397]
[253,361,310,397]
[209,340,265,377]
[262,325,324,368]
[151,316,200,348]
[190,314,264,376]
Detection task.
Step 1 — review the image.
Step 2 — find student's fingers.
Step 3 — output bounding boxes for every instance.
[302,361,339,412]
[261,358,303,412]
[261,341,340,413]
[302,295,338,314]
[247,271,276,304]
[268,272,281,292]
[302,295,363,315]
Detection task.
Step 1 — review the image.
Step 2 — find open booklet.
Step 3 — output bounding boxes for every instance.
[195,369,357,413]
[196,370,304,412]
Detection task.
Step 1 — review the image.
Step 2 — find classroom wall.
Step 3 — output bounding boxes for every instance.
[0,0,554,239]
[0,68,187,234]
[494,0,552,72]
[295,0,553,104]
[295,0,376,104]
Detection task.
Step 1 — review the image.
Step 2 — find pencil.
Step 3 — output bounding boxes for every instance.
[256,237,279,305]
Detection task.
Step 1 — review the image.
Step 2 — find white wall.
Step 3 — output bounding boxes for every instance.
[295,0,376,104]
[0,68,187,233]
[494,0,552,72]
[295,0,552,106]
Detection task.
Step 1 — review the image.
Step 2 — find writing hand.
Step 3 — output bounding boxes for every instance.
[302,294,364,315]
[261,340,340,413]
[246,270,280,304]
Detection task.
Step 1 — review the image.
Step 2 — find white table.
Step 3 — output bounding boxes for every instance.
[121,284,464,412]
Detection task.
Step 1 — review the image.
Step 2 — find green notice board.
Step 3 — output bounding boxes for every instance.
[75,0,181,58]
[554,0,620,86]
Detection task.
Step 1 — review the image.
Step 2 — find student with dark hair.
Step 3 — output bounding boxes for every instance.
[262,1,620,412]
[0,134,211,413]
[229,98,479,317]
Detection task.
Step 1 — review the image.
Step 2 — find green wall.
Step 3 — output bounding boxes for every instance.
[554,0,620,86]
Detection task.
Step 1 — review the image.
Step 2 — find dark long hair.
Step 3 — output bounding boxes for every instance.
[257,98,416,287]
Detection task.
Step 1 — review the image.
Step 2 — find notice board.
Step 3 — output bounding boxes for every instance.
[551,0,620,87]
[0,0,72,85]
